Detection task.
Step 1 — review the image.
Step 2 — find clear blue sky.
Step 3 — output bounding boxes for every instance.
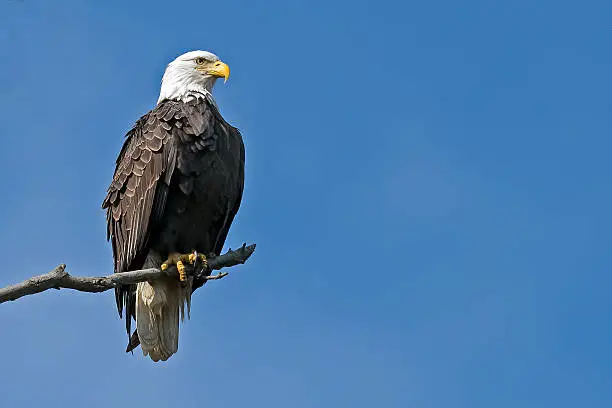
[0,0,610,406]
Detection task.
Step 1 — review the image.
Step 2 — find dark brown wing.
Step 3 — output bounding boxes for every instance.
[102,101,183,332]
[212,125,245,256]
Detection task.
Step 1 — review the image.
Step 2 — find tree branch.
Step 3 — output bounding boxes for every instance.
[0,243,255,304]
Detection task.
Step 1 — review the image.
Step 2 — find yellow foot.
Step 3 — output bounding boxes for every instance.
[160,251,208,281]
[161,253,193,281]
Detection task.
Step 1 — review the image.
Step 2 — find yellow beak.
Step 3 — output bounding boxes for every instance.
[207,60,230,83]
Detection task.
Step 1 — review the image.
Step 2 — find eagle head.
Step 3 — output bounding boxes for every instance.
[157,50,230,103]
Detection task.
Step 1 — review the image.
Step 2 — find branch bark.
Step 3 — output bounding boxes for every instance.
[0,243,255,304]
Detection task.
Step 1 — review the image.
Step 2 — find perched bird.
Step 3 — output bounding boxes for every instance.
[102,50,245,361]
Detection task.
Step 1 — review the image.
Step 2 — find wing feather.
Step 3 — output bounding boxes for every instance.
[102,101,180,329]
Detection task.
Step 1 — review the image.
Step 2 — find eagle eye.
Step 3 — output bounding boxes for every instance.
[195,57,207,65]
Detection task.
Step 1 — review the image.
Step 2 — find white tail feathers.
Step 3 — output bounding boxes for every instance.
[135,251,192,362]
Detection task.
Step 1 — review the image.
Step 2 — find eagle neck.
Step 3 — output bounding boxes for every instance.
[157,70,217,105]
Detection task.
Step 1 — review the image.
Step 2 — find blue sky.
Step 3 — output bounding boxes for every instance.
[0,0,611,406]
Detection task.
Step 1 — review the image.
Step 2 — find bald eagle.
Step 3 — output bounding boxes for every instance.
[102,50,245,362]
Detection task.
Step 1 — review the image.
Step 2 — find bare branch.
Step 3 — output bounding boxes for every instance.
[204,272,229,280]
[0,243,256,304]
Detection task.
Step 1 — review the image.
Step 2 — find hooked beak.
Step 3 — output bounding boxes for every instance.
[207,60,230,83]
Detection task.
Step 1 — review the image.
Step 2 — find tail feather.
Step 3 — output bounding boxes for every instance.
[135,251,192,362]
[126,330,140,353]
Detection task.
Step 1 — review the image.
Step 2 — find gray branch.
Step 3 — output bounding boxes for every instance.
[0,243,256,304]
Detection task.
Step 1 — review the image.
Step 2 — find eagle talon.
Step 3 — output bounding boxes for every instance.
[161,252,196,282]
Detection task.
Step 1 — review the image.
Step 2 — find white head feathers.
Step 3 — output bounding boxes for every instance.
[157,50,229,104]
